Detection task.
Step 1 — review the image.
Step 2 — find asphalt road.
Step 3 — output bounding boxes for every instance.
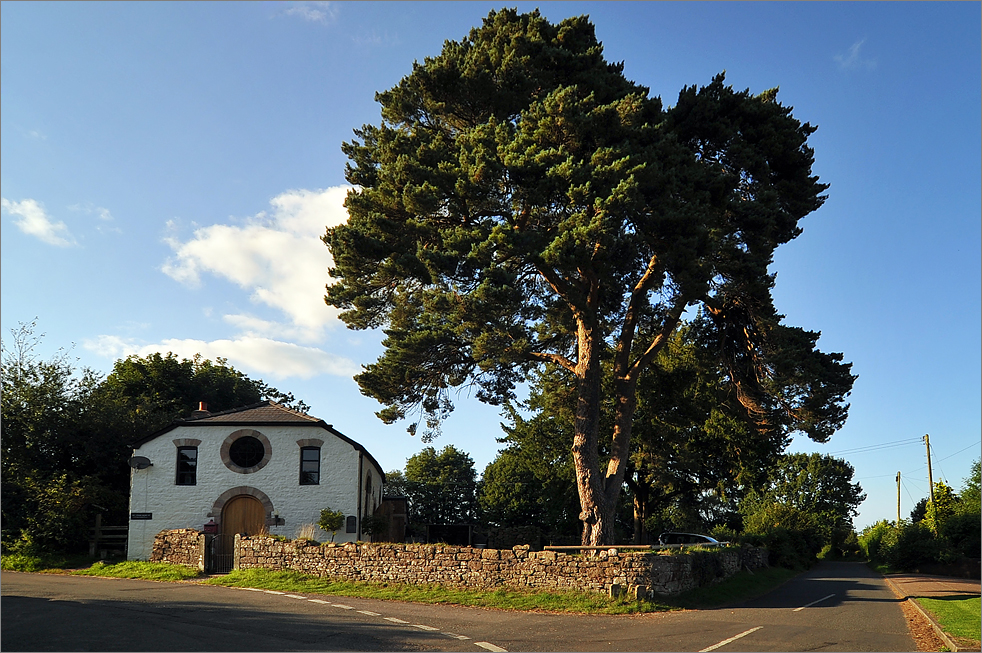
[1,562,916,652]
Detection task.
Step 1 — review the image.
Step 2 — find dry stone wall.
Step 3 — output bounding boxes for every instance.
[151,529,767,597]
[151,528,205,571]
[235,537,768,597]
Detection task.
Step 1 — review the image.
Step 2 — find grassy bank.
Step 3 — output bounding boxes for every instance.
[72,560,202,582]
[201,565,796,614]
[1,552,113,573]
[914,595,981,643]
[5,555,797,614]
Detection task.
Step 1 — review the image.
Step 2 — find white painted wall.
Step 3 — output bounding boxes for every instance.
[127,423,383,560]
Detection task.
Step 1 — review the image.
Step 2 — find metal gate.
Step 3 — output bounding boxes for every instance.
[206,533,236,574]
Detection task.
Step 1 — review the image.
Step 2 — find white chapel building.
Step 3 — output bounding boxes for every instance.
[127,401,384,561]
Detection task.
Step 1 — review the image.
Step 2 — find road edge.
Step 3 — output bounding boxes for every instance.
[882,575,963,652]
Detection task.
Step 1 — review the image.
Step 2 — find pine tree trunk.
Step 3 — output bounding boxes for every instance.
[570,318,608,546]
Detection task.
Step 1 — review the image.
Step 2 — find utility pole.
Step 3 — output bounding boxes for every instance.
[924,434,935,505]
[896,471,901,525]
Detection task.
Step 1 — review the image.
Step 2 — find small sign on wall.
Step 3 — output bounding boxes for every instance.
[130,512,153,520]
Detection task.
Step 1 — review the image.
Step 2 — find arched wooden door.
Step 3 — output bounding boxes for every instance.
[214,495,265,573]
[222,495,265,536]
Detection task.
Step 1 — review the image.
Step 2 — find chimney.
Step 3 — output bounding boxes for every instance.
[191,401,210,419]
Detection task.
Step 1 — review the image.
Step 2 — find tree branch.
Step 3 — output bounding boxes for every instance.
[628,295,689,380]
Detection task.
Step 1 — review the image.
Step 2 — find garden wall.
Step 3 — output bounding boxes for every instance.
[151,529,768,597]
[151,528,206,571]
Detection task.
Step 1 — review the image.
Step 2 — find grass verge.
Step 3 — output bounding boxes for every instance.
[6,553,797,614]
[202,565,797,614]
[203,568,668,614]
[71,560,202,582]
[1,552,114,573]
[913,595,981,642]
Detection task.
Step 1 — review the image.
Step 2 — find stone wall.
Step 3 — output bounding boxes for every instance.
[234,537,768,597]
[151,528,205,571]
[151,528,767,597]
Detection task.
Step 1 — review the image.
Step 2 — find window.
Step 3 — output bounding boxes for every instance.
[176,447,197,485]
[229,436,265,468]
[300,447,320,485]
[221,430,271,474]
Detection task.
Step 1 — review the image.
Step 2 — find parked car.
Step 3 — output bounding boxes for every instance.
[657,532,723,547]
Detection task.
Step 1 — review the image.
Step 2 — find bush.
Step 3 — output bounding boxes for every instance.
[880,521,945,571]
[941,512,981,559]
[859,520,893,561]
[318,508,345,542]
[741,526,820,570]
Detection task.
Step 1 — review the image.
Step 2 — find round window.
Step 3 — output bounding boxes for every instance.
[221,429,271,473]
[229,436,265,468]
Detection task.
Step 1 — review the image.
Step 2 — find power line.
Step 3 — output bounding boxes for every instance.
[827,437,923,457]
[935,442,981,464]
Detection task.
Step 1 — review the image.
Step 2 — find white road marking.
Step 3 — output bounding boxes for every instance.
[793,593,835,612]
[236,585,489,646]
[699,626,763,652]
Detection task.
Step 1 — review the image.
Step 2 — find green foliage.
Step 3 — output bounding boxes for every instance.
[360,514,390,541]
[478,406,580,541]
[325,8,853,544]
[736,452,864,567]
[318,508,345,542]
[910,497,929,523]
[72,560,201,581]
[2,320,304,555]
[957,458,980,516]
[879,521,946,571]
[915,596,982,642]
[740,526,820,570]
[940,512,981,559]
[924,481,958,534]
[859,520,894,561]
[398,445,479,525]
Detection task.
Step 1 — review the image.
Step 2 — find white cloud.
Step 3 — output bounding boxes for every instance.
[283,1,337,24]
[83,334,360,380]
[835,39,876,70]
[162,186,351,342]
[1,197,77,247]
[85,185,363,381]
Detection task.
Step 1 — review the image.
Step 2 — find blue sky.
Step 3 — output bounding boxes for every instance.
[2,2,979,530]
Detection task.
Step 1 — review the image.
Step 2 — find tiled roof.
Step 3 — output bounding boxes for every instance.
[129,400,385,481]
[184,401,324,425]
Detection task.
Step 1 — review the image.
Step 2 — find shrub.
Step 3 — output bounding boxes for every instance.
[741,526,819,570]
[941,511,981,559]
[859,520,893,561]
[880,521,944,571]
[318,508,345,542]
[361,514,390,541]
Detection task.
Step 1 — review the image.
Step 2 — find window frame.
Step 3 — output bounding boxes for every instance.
[299,446,321,485]
[176,446,198,486]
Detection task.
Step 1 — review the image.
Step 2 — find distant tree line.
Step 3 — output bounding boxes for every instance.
[860,462,981,572]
